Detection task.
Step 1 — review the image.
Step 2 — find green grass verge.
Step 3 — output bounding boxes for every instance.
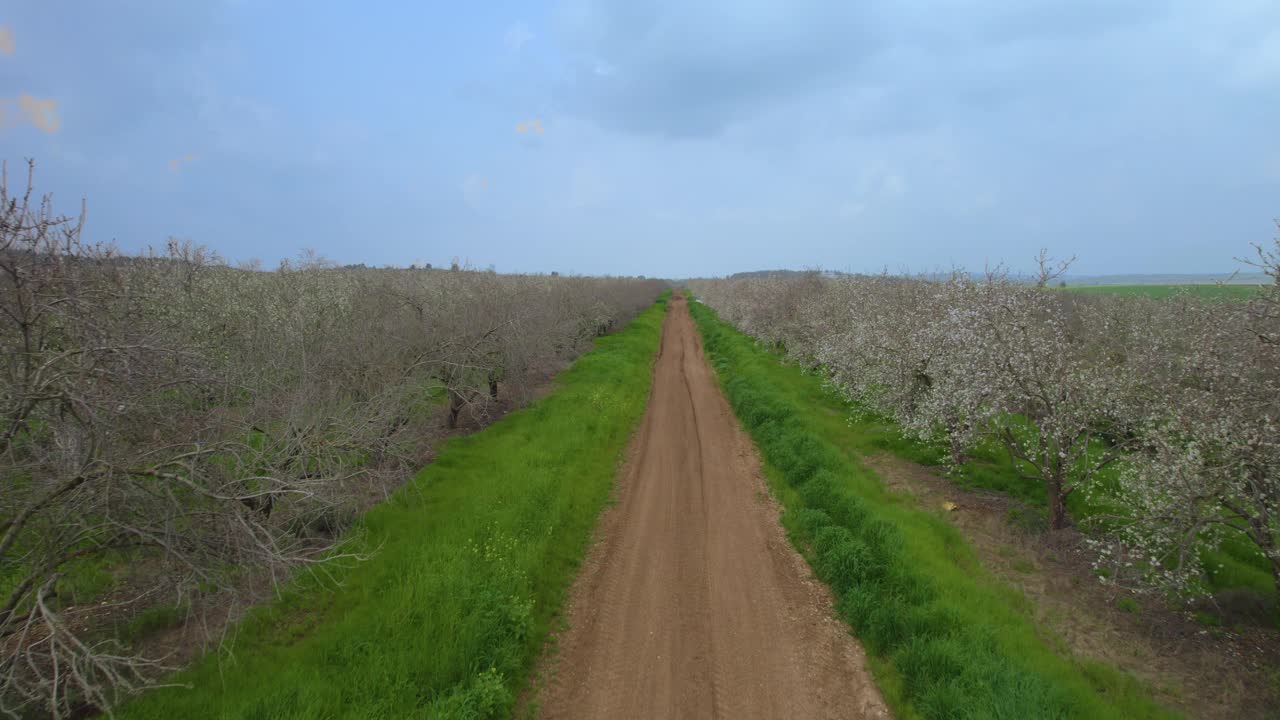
[688,297,1175,720]
[1065,284,1260,300]
[119,294,669,720]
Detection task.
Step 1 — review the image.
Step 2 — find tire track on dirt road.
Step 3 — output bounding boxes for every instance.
[535,295,889,720]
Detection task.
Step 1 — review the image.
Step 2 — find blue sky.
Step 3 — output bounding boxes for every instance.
[1,1,1277,277]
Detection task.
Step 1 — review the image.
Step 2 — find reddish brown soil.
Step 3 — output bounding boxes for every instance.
[534,296,888,720]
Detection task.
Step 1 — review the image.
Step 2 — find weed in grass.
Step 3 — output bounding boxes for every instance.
[1266,668,1280,702]
[1117,597,1141,614]
[1193,611,1222,627]
[1005,503,1049,535]
[54,552,121,606]
[115,605,189,646]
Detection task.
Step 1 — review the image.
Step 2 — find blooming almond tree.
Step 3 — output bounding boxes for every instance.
[972,282,1143,529]
[899,276,1002,467]
[1106,232,1280,598]
[815,275,941,430]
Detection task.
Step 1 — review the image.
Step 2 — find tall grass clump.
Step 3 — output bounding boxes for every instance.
[689,297,1173,720]
[119,294,669,719]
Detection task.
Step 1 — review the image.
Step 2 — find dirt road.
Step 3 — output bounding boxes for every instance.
[536,296,888,720]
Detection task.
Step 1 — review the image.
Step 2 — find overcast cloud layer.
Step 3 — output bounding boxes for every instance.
[1,0,1277,277]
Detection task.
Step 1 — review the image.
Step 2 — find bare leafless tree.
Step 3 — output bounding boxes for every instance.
[1033,248,1076,289]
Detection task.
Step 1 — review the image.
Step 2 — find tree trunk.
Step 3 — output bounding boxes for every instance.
[1047,476,1069,530]
[239,493,274,518]
[488,372,498,399]
[447,393,463,429]
[946,424,967,467]
[1273,564,1280,620]
[1267,548,1280,625]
